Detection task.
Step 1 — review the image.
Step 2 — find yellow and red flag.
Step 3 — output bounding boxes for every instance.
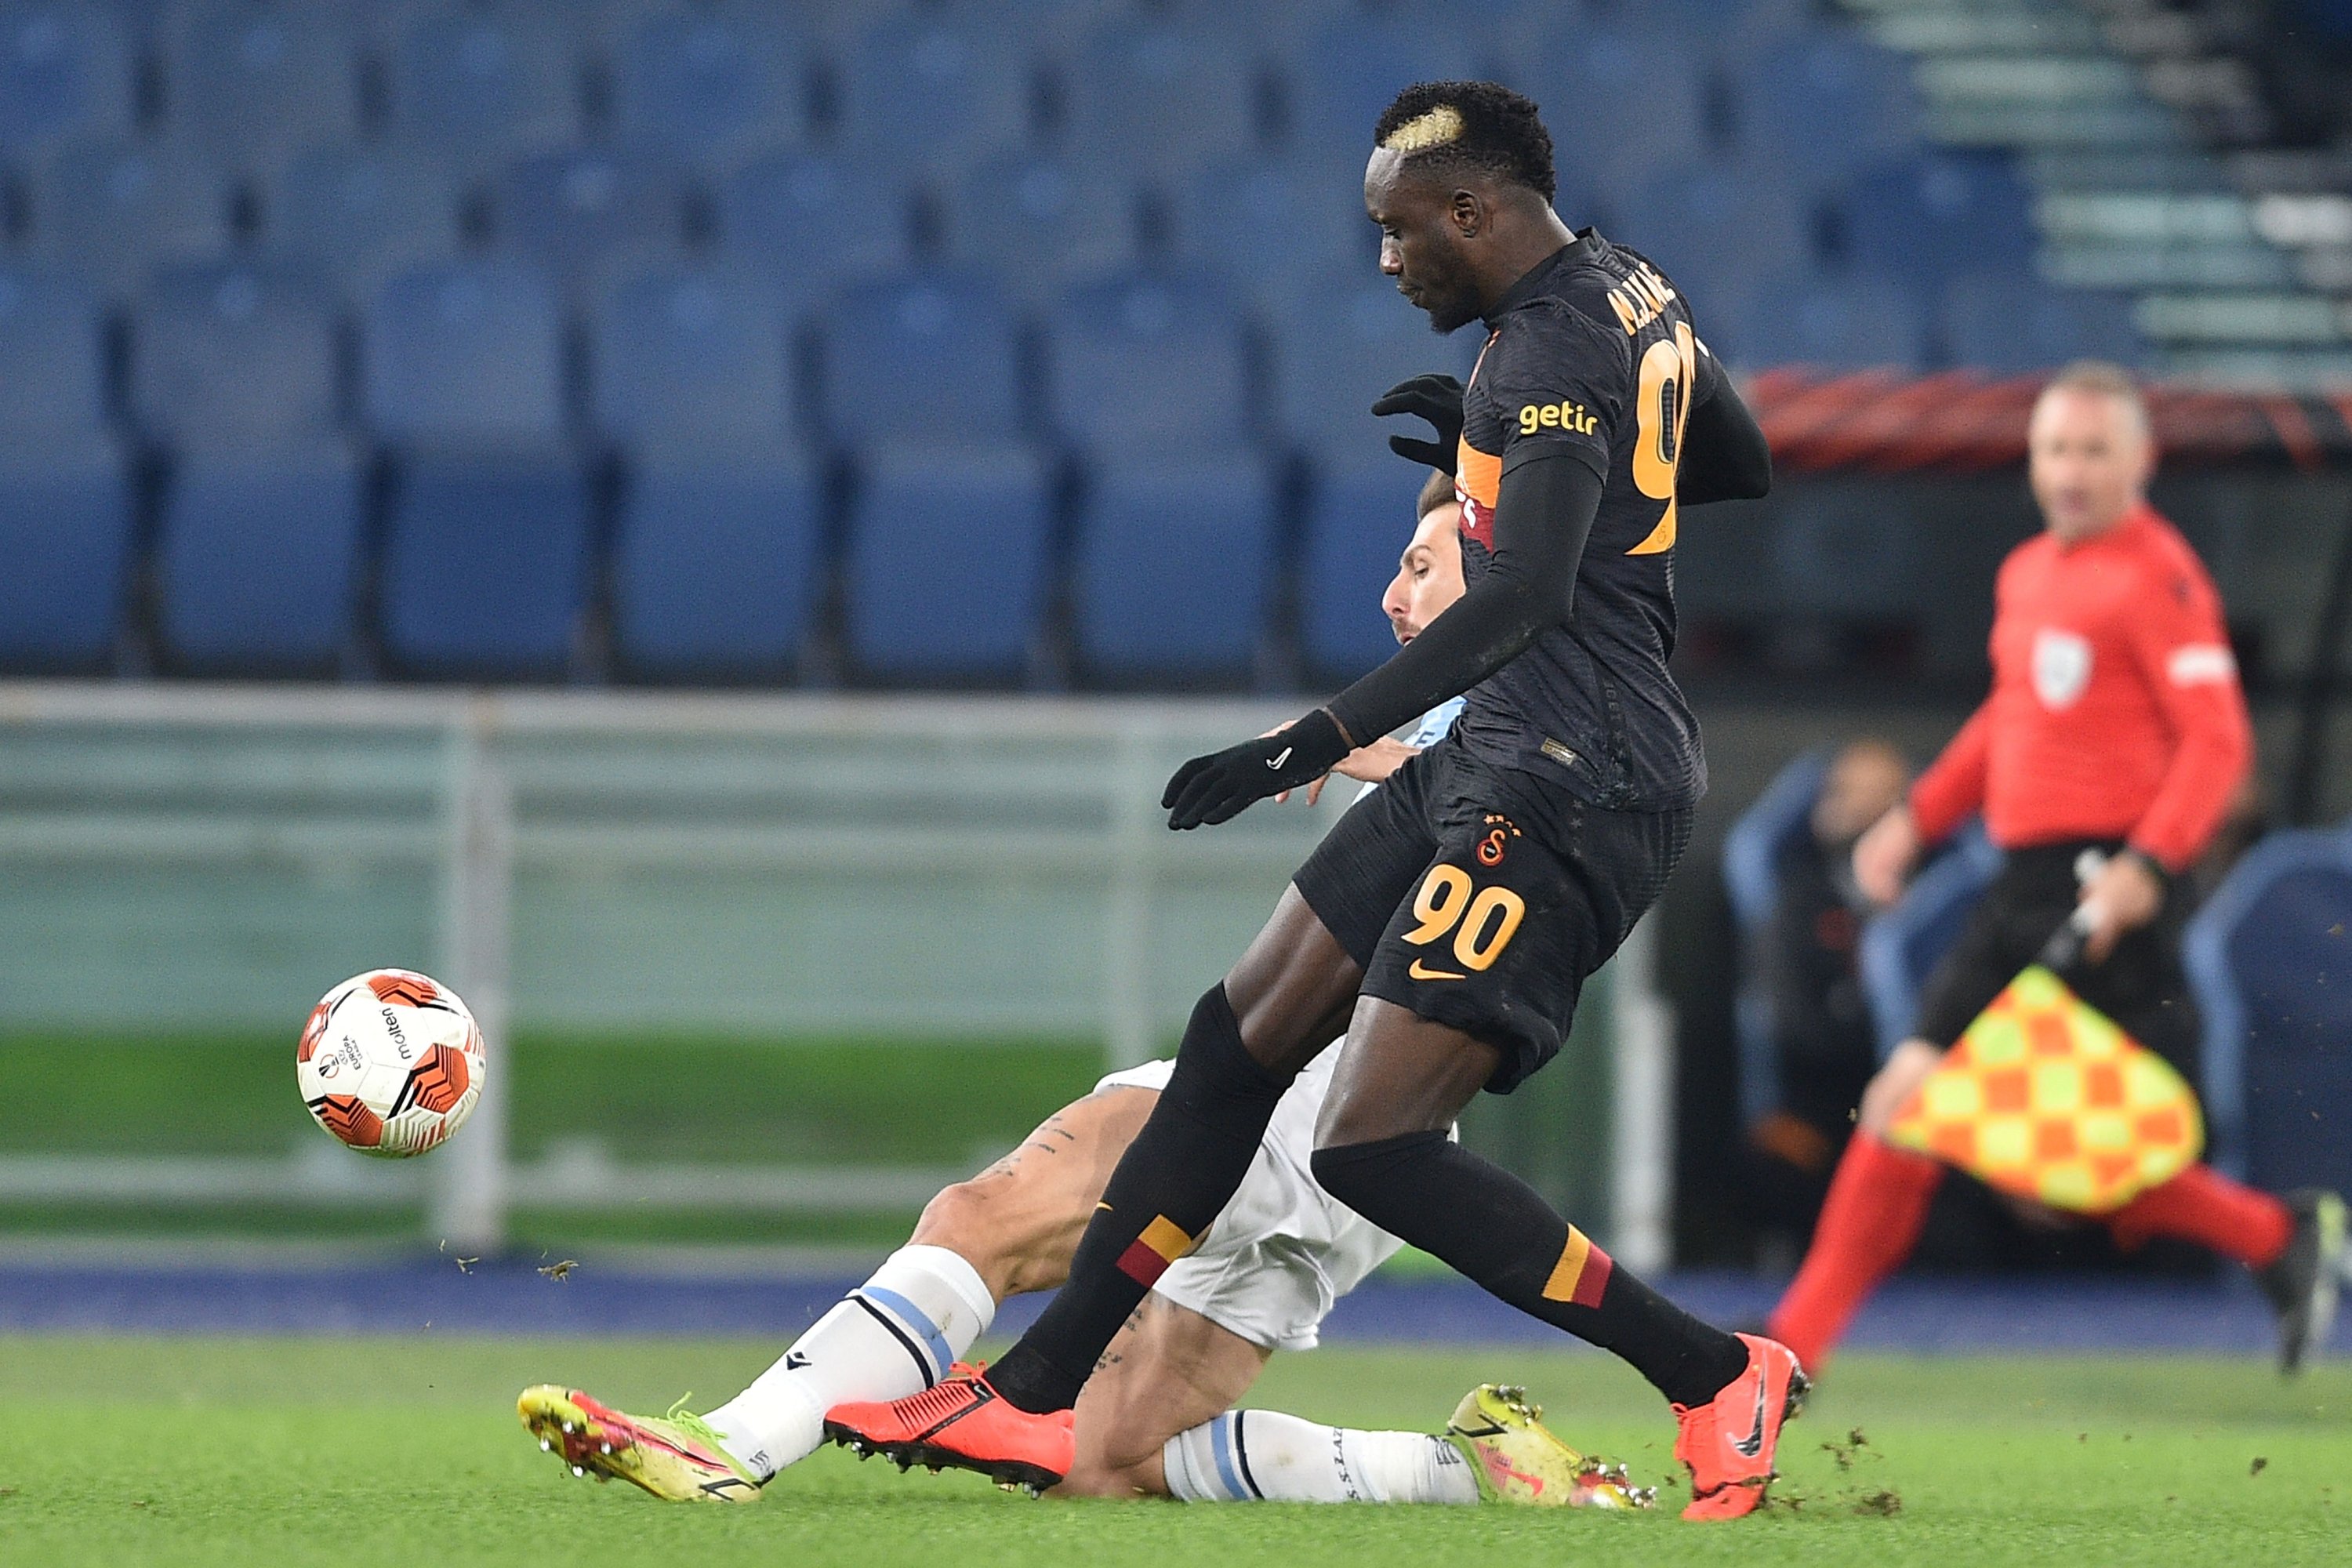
[1887,964,2202,1214]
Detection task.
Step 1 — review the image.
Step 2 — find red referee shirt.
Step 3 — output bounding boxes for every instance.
[1908,503,2252,873]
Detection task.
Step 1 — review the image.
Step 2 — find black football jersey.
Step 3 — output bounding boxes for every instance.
[1448,230,1719,811]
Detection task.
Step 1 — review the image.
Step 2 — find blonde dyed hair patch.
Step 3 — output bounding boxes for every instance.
[1380,104,1466,154]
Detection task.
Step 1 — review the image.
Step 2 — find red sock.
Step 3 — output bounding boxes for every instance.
[1766,1132,1944,1369]
[2106,1163,2292,1269]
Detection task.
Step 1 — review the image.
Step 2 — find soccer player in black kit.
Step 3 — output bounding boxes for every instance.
[833,82,1793,1519]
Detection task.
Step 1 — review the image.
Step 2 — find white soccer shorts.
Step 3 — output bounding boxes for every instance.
[1092,1046,1403,1352]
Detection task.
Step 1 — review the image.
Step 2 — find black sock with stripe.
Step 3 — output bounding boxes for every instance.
[985,984,1287,1414]
[1311,1131,1747,1407]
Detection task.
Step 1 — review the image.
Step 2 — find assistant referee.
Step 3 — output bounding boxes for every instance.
[1766,361,2345,1374]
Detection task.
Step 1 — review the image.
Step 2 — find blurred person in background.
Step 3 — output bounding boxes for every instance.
[1741,740,1911,1251]
[518,469,1650,1512]
[1766,362,2346,1375]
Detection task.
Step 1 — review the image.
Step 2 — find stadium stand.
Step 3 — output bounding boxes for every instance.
[845,442,1053,680]
[162,2,362,179]
[32,143,234,303]
[264,147,463,303]
[1857,823,2003,1059]
[1722,748,1835,1126]
[597,263,817,676]
[135,263,361,670]
[13,0,2335,688]
[0,2,135,164]
[942,153,1142,310]
[2183,826,2352,1195]
[365,259,586,677]
[493,146,687,295]
[717,151,915,302]
[609,3,810,172]
[1047,269,1250,455]
[837,9,1031,177]
[1298,456,1425,680]
[819,271,1025,448]
[1075,455,1275,679]
[385,4,581,174]
[0,266,129,667]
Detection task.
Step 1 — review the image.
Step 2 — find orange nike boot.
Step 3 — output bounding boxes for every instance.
[1672,1332,1809,1520]
[824,1365,1074,1494]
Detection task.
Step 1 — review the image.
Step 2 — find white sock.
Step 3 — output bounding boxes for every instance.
[1163,1410,1479,1504]
[702,1244,994,1479]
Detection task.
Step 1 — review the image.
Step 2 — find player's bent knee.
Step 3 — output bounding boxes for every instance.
[1308,1131,1443,1232]
[908,1181,1021,1295]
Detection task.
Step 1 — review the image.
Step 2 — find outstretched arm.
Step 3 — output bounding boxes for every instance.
[1162,452,1604,830]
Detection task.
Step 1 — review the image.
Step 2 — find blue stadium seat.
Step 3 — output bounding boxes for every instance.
[820,272,1023,448]
[1610,162,1809,319]
[1730,268,1928,369]
[1169,156,1373,312]
[31,143,233,300]
[0,2,134,161]
[1738,30,1921,194]
[136,260,355,671]
[1941,273,2147,373]
[387,4,579,170]
[1723,748,1835,1123]
[494,147,686,292]
[1841,152,2038,294]
[837,10,1029,176]
[1047,270,1250,454]
[155,445,364,670]
[164,2,360,175]
[0,266,107,445]
[136,260,356,670]
[845,443,1052,678]
[1273,270,1477,457]
[0,446,132,668]
[2183,827,2352,1189]
[612,448,821,677]
[1298,457,1425,678]
[1858,823,2001,1058]
[0,264,126,667]
[365,260,565,448]
[266,146,461,302]
[612,4,808,172]
[1076,455,1274,677]
[132,263,340,447]
[941,154,1139,310]
[593,266,793,455]
[1280,12,1476,165]
[1512,24,1704,202]
[717,152,914,300]
[379,451,590,677]
[1066,19,1258,179]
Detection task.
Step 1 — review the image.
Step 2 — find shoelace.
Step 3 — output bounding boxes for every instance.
[888,1374,993,1429]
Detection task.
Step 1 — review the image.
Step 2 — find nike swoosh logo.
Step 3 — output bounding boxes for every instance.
[1730,1370,1769,1458]
[1267,746,1293,770]
[1407,960,1465,981]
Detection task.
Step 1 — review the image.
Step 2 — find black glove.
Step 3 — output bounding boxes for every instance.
[1163,709,1352,830]
[1372,372,1465,474]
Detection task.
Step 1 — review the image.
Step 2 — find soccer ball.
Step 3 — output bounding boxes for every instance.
[297,969,485,1158]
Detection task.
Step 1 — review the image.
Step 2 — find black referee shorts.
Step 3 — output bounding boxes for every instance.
[1291,735,1690,1094]
[1911,840,2199,1076]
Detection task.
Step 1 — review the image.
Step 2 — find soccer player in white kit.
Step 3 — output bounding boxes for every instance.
[521,474,1649,1511]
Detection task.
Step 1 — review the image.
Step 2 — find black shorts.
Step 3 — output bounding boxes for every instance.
[1912,841,2199,1076]
[1290,735,1691,1094]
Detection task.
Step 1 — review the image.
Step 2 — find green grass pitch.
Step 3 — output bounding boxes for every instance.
[2,1336,2347,1566]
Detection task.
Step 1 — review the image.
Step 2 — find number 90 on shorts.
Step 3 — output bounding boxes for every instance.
[1403,863,1527,974]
